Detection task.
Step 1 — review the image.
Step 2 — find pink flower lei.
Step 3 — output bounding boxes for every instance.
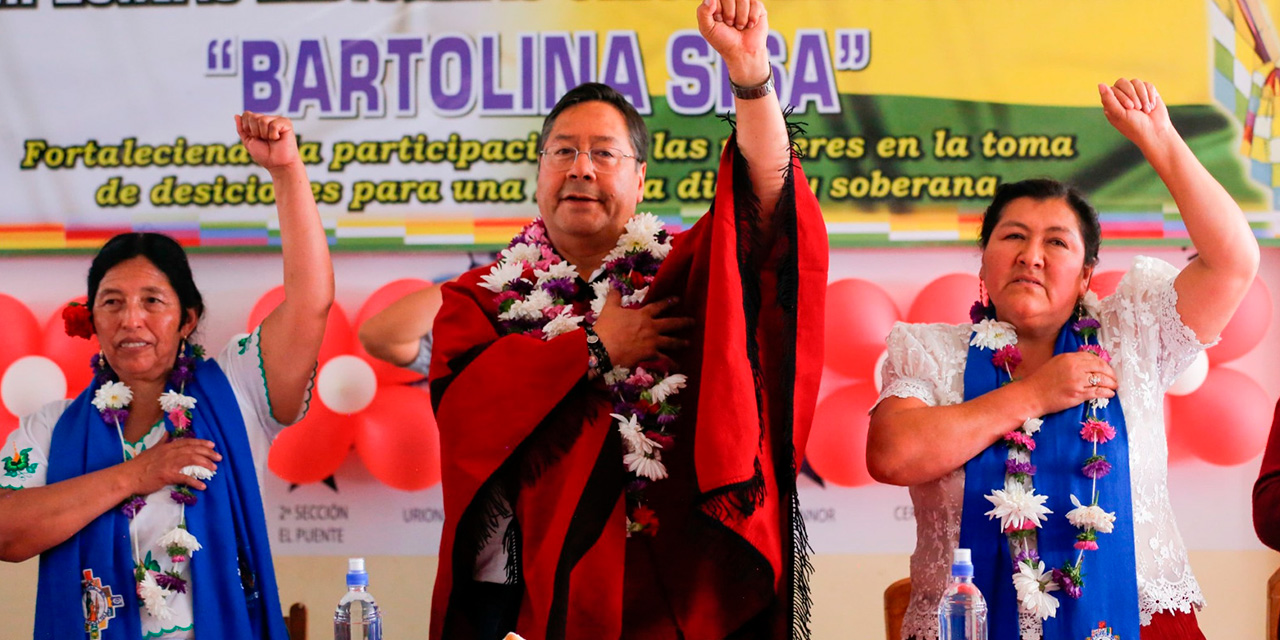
[91,342,209,615]
[482,214,686,536]
[973,303,1118,620]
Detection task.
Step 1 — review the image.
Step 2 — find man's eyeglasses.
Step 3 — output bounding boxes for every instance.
[538,145,637,173]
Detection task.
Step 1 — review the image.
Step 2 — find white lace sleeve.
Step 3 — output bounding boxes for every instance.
[1096,255,1207,623]
[875,323,944,410]
[1099,255,1210,391]
[874,322,974,640]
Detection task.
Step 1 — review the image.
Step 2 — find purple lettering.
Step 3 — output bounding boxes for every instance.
[288,39,333,116]
[520,34,537,112]
[789,30,838,114]
[601,32,649,114]
[386,38,424,116]
[541,33,595,112]
[429,35,475,115]
[480,34,514,112]
[340,39,381,114]
[666,32,712,115]
[242,40,283,113]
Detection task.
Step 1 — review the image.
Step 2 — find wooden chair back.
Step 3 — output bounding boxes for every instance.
[285,602,308,640]
[1269,567,1280,640]
[884,577,912,640]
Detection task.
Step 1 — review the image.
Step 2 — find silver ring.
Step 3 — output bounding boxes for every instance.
[1088,374,1100,387]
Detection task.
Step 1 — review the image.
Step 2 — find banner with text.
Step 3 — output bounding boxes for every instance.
[3,0,1280,251]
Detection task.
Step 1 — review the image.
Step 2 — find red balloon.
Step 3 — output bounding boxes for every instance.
[267,403,354,484]
[1088,270,1126,299]
[817,366,861,405]
[247,286,354,364]
[354,279,434,386]
[42,297,100,395]
[0,294,40,373]
[824,279,900,379]
[907,273,981,325]
[1207,277,1272,365]
[805,382,878,487]
[355,386,441,491]
[1168,367,1273,466]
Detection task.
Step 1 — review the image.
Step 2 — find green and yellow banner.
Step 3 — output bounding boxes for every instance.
[1,0,1277,251]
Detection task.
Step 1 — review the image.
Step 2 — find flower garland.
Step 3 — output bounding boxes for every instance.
[480,214,686,537]
[970,293,1119,621]
[88,341,211,622]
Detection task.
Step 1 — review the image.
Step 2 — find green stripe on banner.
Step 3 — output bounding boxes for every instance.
[333,237,412,249]
[203,222,267,230]
[1214,42,1234,79]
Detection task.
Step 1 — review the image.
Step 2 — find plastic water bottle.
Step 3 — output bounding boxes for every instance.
[938,548,987,640]
[334,557,382,640]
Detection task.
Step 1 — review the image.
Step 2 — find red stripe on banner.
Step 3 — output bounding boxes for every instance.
[1104,228,1165,239]
[65,227,131,240]
[1102,222,1164,233]
[161,230,202,245]
[0,224,64,233]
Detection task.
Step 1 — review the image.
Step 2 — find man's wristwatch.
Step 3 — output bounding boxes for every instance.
[583,325,613,378]
[729,69,774,100]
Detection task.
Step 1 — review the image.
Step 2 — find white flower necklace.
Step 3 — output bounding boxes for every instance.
[970,292,1119,625]
[91,345,211,621]
[482,214,686,536]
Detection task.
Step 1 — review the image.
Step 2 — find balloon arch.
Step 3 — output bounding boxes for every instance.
[0,282,443,493]
[1,273,1274,491]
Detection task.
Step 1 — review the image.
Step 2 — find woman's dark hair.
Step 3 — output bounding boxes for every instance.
[88,233,205,331]
[538,82,649,164]
[978,178,1101,267]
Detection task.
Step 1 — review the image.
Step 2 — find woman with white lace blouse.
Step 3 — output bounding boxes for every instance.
[867,79,1259,640]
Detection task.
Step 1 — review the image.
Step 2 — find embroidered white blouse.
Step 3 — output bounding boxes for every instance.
[1,327,307,639]
[875,257,1208,640]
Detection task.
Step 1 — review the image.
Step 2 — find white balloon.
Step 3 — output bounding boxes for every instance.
[873,350,889,393]
[1,356,67,418]
[1167,351,1209,396]
[316,355,378,414]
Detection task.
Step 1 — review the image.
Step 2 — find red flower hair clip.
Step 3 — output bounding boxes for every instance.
[62,301,94,339]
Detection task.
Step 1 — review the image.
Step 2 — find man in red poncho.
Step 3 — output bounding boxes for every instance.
[428,0,827,637]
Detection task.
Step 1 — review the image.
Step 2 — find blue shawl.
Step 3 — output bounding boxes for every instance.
[35,357,286,640]
[958,320,1139,640]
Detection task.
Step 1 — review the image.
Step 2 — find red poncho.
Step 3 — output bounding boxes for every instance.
[429,137,827,640]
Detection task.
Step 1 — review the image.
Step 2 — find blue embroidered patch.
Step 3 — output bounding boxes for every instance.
[1087,621,1119,640]
[82,569,124,639]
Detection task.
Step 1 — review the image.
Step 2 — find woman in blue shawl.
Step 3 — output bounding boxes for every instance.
[867,79,1260,640]
[0,112,332,639]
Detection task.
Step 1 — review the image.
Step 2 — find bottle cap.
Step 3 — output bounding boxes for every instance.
[346,557,369,587]
[951,548,974,577]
